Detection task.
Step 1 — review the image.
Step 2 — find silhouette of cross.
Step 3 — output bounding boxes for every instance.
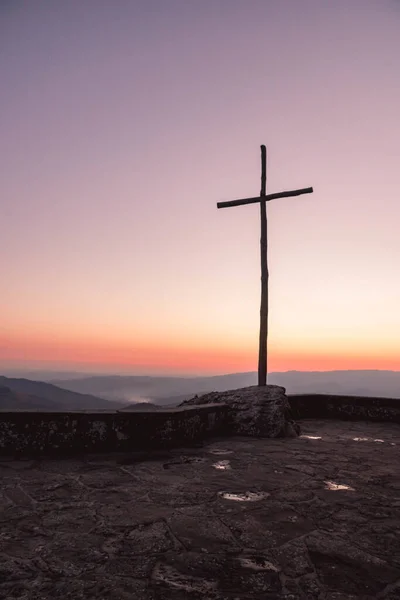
[217,145,313,386]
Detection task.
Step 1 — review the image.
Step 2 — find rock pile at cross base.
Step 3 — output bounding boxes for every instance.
[180,385,300,438]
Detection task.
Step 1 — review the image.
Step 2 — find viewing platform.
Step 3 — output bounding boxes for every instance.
[1,417,399,599]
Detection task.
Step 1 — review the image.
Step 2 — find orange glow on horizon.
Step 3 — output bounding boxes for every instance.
[1,331,399,374]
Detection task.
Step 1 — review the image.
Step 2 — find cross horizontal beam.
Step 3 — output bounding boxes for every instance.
[217,186,313,209]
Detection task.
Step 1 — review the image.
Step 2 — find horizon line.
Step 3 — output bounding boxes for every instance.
[1,367,400,379]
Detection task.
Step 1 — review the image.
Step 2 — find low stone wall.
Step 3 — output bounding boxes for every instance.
[2,391,398,457]
[289,394,400,424]
[0,403,229,457]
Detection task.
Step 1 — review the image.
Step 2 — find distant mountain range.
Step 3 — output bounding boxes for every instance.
[0,376,125,410]
[0,370,398,410]
[51,370,400,404]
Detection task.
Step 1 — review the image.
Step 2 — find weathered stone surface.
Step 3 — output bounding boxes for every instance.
[1,419,400,598]
[0,404,229,457]
[181,385,298,438]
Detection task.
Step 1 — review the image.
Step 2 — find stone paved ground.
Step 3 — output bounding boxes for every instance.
[0,419,400,599]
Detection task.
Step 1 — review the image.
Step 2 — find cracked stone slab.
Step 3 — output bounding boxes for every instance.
[167,506,241,552]
[152,551,282,597]
[305,530,400,595]
[0,576,150,600]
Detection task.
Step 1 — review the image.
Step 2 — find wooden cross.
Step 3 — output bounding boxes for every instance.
[217,145,313,386]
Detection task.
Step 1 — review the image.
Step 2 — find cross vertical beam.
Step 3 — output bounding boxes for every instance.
[217,146,313,388]
[258,145,268,386]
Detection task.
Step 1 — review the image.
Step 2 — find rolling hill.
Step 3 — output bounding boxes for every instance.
[0,376,125,410]
[0,385,60,410]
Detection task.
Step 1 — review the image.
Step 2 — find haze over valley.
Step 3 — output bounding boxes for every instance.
[50,370,400,403]
[1,370,399,410]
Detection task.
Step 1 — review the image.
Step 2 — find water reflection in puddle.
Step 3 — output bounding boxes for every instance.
[353,437,385,443]
[212,460,231,470]
[218,491,269,502]
[208,449,233,455]
[300,435,322,440]
[325,480,355,491]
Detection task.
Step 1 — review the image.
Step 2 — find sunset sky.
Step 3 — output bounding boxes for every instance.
[1,0,399,375]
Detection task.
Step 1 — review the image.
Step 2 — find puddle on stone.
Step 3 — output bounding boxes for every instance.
[238,557,279,572]
[212,460,231,471]
[325,480,355,492]
[218,491,270,502]
[208,449,233,455]
[353,437,385,443]
[300,435,322,440]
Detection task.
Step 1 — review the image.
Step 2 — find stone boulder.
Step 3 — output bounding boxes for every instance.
[180,385,300,438]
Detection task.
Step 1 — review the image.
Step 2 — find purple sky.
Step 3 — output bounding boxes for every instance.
[1,0,399,374]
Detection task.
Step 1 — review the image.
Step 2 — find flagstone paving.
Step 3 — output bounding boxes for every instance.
[1,419,400,599]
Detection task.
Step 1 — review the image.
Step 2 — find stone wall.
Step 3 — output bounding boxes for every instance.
[0,404,229,457]
[289,393,400,424]
[2,391,399,457]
